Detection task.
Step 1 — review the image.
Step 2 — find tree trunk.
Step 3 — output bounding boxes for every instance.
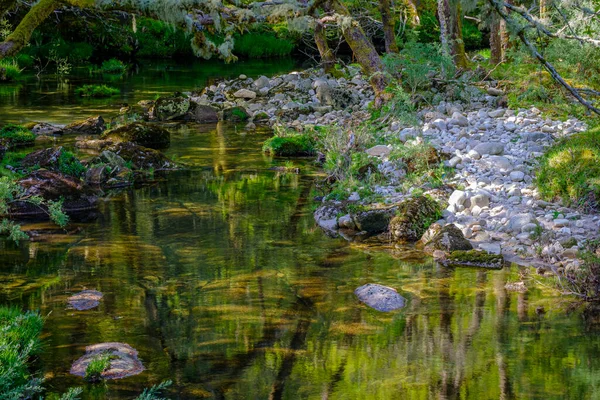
[405,0,420,26]
[490,12,503,64]
[437,0,468,69]
[379,0,399,53]
[314,20,336,73]
[329,0,391,103]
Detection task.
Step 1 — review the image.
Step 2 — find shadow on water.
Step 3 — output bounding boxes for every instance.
[2,65,600,399]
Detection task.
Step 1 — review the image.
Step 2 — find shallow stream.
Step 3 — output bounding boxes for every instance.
[1,59,600,399]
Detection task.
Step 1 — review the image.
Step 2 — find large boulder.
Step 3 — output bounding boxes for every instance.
[21,147,63,169]
[355,284,406,312]
[64,116,106,135]
[11,170,98,219]
[422,224,473,254]
[152,96,190,121]
[102,122,170,149]
[108,142,178,170]
[352,208,395,235]
[389,196,441,241]
[190,104,219,123]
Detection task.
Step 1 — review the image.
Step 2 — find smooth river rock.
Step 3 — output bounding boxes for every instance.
[67,290,103,311]
[354,284,406,312]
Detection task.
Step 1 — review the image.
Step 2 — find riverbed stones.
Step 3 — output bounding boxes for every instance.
[67,290,103,310]
[354,283,405,312]
[389,196,441,241]
[70,342,144,380]
[102,122,170,149]
[472,142,504,155]
[64,116,106,135]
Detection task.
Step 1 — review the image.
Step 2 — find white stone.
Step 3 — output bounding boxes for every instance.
[510,171,525,182]
[448,190,467,207]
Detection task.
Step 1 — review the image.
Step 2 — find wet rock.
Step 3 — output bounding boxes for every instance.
[223,106,250,122]
[109,142,177,170]
[353,208,394,235]
[30,122,63,136]
[423,224,473,254]
[102,122,170,149]
[67,289,103,310]
[355,283,405,312]
[65,116,106,135]
[85,165,110,185]
[152,96,190,121]
[190,105,219,123]
[75,138,112,151]
[389,196,441,241]
[441,250,504,269]
[70,342,144,380]
[314,203,341,235]
[21,147,64,170]
[233,89,256,99]
[12,170,98,218]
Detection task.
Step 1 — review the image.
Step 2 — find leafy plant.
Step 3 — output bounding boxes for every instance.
[263,129,316,156]
[135,380,173,400]
[84,354,112,383]
[0,59,23,82]
[75,84,120,98]
[57,150,87,178]
[0,124,35,147]
[100,58,127,74]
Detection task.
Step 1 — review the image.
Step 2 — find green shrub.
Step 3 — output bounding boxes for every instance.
[234,33,295,58]
[536,127,600,210]
[0,306,44,398]
[58,150,87,178]
[84,354,112,383]
[263,133,316,156]
[136,17,191,58]
[0,59,23,82]
[462,19,484,50]
[100,58,127,74]
[75,84,120,98]
[0,124,35,147]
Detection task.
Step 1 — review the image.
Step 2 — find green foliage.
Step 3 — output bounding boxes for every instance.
[0,125,35,147]
[462,19,484,50]
[535,127,600,210]
[0,151,27,179]
[374,84,418,125]
[57,387,83,400]
[0,306,44,399]
[233,33,294,58]
[84,354,112,383]
[135,380,173,400]
[0,219,28,244]
[100,59,127,75]
[136,17,191,58]
[0,59,23,82]
[48,199,69,228]
[263,131,316,156]
[75,84,120,98]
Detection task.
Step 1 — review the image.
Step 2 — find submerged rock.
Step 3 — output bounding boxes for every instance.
[423,224,473,254]
[355,283,406,312]
[190,104,219,123]
[64,116,106,135]
[389,196,441,241]
[102,122,170,149]
[70,342,144,380]
[67,290,103,310]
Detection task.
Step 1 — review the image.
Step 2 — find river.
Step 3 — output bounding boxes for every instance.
[1,58,600,399]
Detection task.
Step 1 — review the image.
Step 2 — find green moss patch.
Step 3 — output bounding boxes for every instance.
[443,250,504,269]
[262,134,316,157]
[75,84,120,98]
[535,127,600,210]
[0,124,35,147]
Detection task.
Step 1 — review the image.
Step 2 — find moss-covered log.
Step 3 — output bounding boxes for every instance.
[314,21,336,73]
[378,0,399,54]
[329,0,391,104]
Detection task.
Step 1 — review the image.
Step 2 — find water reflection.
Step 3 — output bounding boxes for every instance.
[0,125,600,399]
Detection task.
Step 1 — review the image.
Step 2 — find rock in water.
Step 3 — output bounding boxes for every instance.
[152,96,190,121]
[70,342,144,380]
[101,122,170,149]
[67,290,103,310]
[422,224,473,254]
[354,283,406,312]
[389,196,441,241]
[64,116,106,135]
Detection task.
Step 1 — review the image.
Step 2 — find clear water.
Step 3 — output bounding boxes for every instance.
[1,60,600,400]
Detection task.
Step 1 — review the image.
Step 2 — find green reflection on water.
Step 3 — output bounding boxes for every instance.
[1,89,600,400]
[0,58,299,125]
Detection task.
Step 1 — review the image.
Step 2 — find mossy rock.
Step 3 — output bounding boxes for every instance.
[389,196,442,241]
[423,224,473,254]
[0,124,36,147]
[442,250,504,269]
[102,122,170,149]
[352,208,394,235]
[262,134,316,157]
[21,147,86,178]
[223,106,250,122]
[253,111,270,122]
[64,116,106,135]
[152,96,190,121]
[108,142,178,170]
